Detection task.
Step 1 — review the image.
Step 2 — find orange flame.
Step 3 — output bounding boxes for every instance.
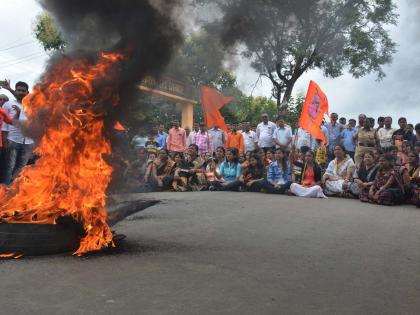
[0,52,124,255]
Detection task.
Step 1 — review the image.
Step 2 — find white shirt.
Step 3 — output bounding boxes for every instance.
[272,126,293,149]
[294,128,314,151]
[131,135,148,149]
[377,127,396,148]
[209,128,226,151]
[321,125,329,146]
[242,130,258,153]
[256,121,277,148]
[2,100,34,145]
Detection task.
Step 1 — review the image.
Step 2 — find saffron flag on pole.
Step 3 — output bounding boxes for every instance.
[200,86,234,132]
[298,80,329,143]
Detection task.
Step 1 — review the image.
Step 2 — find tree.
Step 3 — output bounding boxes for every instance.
[167,31,229,87]
[220,94,305,128]
[33,13,66,52]
[197,0,398,109]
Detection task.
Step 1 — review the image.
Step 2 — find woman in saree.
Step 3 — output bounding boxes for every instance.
[187,144,209,191]
[355,151,379,202]
[149,149,176,191]
[290,150,327,198]
[322,145,357,197]
[407,151,420,206]
[367,154,407,205]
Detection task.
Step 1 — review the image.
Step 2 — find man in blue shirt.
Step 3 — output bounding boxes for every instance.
[155,124,168,149]
[340,119,357,160]
[325,113,343,160]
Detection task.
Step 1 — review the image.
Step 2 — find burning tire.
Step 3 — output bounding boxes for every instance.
[0,217,84,256]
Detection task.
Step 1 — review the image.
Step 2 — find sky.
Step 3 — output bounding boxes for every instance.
[1,0,419,126]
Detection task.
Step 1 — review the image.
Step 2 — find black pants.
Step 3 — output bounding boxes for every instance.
[261,179,292,194]
[210,180,242,191]
[243,180,265,192]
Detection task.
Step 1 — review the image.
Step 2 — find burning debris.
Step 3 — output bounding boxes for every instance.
[0,0,183,256]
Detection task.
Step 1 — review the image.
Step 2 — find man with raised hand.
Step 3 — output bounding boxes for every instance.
[1,81,34,185]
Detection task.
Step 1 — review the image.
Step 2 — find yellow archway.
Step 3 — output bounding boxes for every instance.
[139,77,197,129]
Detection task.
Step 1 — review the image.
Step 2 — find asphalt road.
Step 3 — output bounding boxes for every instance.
[1,192,420,315]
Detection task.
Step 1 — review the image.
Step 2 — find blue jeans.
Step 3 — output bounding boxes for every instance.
[2,141,33,185]
[261,179,292,194]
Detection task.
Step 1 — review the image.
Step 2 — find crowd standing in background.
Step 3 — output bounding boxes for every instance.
[0,80,419,208]
[121,112,420,208]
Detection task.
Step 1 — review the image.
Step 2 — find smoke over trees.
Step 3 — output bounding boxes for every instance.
[196,0,398,109]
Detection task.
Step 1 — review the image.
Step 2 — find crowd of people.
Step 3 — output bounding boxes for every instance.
[122,113,420,208]
[0,80,419,208]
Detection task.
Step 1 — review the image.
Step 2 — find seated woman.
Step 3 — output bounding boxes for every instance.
[241,151,252,170]
[266,149,274,163]
[407,151,420,206]
[205,146,225,182]
[239,153,266,192]
[213,146,226,172]
[261,148,292,194]
[143,150,157,183]
[355,151,379,202]
[172,152,194,192]
[322,145,357,197]
[148,149,176,191]
[210,147,242,191]
[290,150,326,198]
[367,154,407,205]
[289,145,310,186]
[187,144,209,191]
[123,148,149,192]
[256,148,271,172]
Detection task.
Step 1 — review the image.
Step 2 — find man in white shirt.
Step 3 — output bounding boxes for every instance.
[241,122,258,153]
[294,127,315,151]
[377,116,395,150]
[272,115,293,152]
[321,122,329,147]
[187,123,199,147]
[1,81,34,185]
[209,125,226,152]
[256,113,277,152]
[131,127,148,149]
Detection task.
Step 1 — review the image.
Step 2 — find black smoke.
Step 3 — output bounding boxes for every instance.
[34,0,183,130]
[28,0,185,192]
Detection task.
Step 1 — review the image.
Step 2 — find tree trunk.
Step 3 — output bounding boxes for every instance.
[276,89,282,109]
[279,82,295,109]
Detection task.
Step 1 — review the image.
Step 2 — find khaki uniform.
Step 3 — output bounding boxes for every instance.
[354,128,378,167]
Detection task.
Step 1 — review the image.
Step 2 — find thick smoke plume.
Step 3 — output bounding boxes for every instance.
[33,0,183,135]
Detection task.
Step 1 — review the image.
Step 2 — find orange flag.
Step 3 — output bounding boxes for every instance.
[200,86,234,132]
[298,80,329,143]
[113,121,127,132]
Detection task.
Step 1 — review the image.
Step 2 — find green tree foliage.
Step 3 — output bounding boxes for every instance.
[33,13,66,52]
[197,0,398,108]
[167,32,230,87]
[146,32,244,128]
[222,96,277,126]
[221,94,305,128]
